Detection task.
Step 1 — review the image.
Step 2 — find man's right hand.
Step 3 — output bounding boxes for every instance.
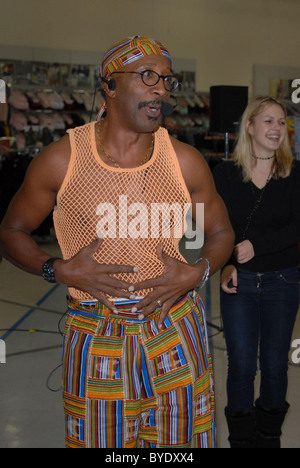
[54,238,138,312]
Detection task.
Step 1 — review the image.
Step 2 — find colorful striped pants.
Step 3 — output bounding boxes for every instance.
[63,290,216,448]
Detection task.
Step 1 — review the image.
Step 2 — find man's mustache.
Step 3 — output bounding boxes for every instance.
[138,100,164,110]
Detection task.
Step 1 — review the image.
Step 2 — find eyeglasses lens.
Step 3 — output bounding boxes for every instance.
[141,71,179,92]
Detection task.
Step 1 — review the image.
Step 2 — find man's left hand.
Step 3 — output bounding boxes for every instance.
[130,244,206,328]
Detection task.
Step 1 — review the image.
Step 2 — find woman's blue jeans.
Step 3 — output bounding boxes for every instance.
[220,267,299,413]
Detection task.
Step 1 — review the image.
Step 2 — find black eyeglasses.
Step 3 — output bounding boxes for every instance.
[110,69,180,92]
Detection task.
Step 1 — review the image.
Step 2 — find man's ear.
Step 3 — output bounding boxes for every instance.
[101,78,117,94]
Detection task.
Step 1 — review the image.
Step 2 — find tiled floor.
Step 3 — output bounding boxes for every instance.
[0,241,299,448]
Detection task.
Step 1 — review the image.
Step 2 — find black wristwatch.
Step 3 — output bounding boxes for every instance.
[41,257,60,283]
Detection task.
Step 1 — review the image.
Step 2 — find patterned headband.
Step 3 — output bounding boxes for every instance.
[97,35,172,119]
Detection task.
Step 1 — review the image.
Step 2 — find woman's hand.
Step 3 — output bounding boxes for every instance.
[220,265,238,294]
[234,240,255,264]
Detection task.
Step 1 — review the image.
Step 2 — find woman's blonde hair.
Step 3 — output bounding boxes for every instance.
[232,95,294,181]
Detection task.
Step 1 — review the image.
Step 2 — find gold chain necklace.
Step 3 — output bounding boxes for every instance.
[97,119,154,168]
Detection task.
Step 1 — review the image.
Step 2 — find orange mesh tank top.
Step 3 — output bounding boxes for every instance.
[53,122,191,300]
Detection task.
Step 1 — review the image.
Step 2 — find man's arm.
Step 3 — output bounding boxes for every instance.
[131,138,234,325]
[0,136,70,274]
[0,136,138,310]
[177,137,235,276]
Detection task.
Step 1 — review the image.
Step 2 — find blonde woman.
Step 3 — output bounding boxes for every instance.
[213,96,300,448]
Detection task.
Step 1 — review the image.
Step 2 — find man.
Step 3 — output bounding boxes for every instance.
[0,36,234,448]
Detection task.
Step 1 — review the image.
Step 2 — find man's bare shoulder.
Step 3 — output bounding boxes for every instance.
[169,134,213,194]
[26,134,71,192]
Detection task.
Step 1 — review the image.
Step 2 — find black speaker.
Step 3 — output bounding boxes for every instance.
[210,85,248,133]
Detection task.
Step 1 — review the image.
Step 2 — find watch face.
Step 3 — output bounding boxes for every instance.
[41,258,58,283]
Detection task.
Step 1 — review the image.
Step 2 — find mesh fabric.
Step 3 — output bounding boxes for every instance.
[53,122,191,300]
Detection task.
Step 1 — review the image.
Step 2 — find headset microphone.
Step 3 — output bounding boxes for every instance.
[161,101,176,116]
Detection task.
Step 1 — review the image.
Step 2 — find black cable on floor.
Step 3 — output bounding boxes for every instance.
[46,363,63,393]
[0,297,64,315]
